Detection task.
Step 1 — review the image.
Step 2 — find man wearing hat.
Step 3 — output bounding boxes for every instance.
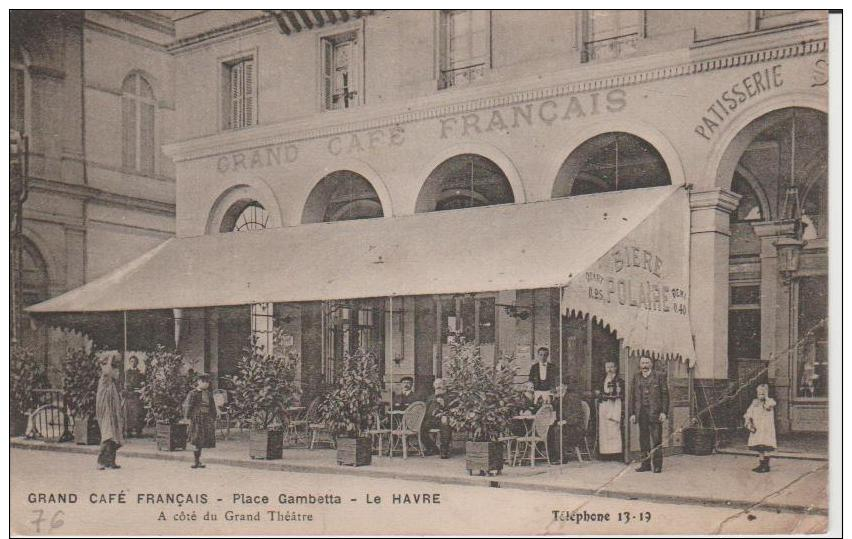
[183,373,216,469]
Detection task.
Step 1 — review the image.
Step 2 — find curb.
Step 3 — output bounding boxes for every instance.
[11,439,827,517]
[715,448,828,462]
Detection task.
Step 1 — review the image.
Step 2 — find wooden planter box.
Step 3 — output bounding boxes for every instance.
[250,429,284,460]
[9,412,27,437]
[337,436,371,467]
[683,427,716,455]
[465,441,504,476]
[73,415,101,445]
[156,422,187,451]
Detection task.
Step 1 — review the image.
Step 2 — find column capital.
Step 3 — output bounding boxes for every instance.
[689,188,742,214]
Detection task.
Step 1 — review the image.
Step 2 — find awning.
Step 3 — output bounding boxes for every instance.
[27,185,693,362]
[561,186,694,365]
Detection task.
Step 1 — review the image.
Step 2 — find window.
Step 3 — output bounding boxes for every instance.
[439,295,496,346]
[224,56,256,130]
[583,10,642,62]
[302,171,384,224]
[121,74,156,173]
[10,48,28,136]
[321,31,360,111]
[553,133,671,197]
[756,10,822,30]
[323,299,385,385]
[728,284,761,362]
[796,276,827,399]
[417,154,514,213]
[439,10,490,89]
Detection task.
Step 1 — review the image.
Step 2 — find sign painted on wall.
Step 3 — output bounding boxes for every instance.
[438,89,627,139]
[215,125,406,174]
[694,64,784,141]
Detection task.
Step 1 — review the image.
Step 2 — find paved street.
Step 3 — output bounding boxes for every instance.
[11,448,826,535]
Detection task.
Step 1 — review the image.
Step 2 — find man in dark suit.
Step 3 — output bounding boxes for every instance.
[629,356,669,473]
[528,346,558,392]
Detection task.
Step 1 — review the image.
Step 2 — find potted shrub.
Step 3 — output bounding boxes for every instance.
[229,332,300,460]
[443,339,522,476]
[10,345,46,437]
[140,345,191,451]
[318,349,383,467]
[62,347,101,445]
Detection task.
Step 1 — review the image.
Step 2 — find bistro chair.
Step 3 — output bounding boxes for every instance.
[513,404,555,467]
[212,389,231,440]
[365,410,391,456]
[389,401,427,459]
[307,398,335,450]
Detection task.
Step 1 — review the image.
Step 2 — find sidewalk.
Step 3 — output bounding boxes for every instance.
[718,431,828,461]
[11,434,828,516]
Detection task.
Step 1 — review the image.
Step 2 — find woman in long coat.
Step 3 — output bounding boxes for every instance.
[96,355,125,470]
[184,373,216,469]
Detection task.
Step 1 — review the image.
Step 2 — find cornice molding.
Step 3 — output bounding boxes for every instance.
[167,15,274,53]
[84,19,169,52]
[27,177,176,216]
[164,37,827,163]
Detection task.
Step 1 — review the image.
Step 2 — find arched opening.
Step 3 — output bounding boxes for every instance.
[725,107,828,429]
[416,154,514,212]
[302,170,384,224]
[552,132,671,198]
[20,237,49,368]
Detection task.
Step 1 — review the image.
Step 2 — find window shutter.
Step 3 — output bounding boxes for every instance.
[244,58,255,126]
[322,40,333,110]
[229,62,241,129]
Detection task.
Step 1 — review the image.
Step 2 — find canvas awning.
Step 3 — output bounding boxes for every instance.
[28,185,694,363]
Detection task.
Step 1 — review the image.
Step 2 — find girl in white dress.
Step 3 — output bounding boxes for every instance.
[743,384,777,473]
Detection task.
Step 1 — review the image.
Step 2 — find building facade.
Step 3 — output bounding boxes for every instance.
[11,10,177,382]
[27,10,829,440]
[160,10,828,436]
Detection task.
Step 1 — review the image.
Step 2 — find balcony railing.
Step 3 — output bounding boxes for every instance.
[582,33,640,63]
[439,63,486,89]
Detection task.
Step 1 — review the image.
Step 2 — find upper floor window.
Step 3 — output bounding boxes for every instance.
[224,56,256,130]
[322,30,361,111]
[121,73,156,173]
[756,10,823,30]
[439,10,490,90]
[416,154,514,213]
[582,10,642,63]
[10,47,29,136]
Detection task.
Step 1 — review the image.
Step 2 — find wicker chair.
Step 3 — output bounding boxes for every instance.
[305,398,335,449]
[513,404,555,466]
[389,401,427,458]
[365,411,392,456]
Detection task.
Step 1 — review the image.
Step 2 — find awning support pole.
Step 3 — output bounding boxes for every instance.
[123,311,128,383]
[622,344,630,465]
[558,289,564,466]
[389,296,394,415]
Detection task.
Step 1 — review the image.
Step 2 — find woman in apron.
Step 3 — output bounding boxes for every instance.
[596,361,625,459]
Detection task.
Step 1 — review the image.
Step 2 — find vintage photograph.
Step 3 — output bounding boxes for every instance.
[9,8,833,536]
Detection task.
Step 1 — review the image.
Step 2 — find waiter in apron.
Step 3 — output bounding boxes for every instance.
[596,361,625,459]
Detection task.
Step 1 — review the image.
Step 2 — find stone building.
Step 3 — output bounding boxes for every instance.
[11,10,177,382]
[30,10,829,442]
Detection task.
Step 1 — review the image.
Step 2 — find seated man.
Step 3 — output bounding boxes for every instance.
[547,384,587,464]
[423,379,452,458]
[392,376,417,411]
